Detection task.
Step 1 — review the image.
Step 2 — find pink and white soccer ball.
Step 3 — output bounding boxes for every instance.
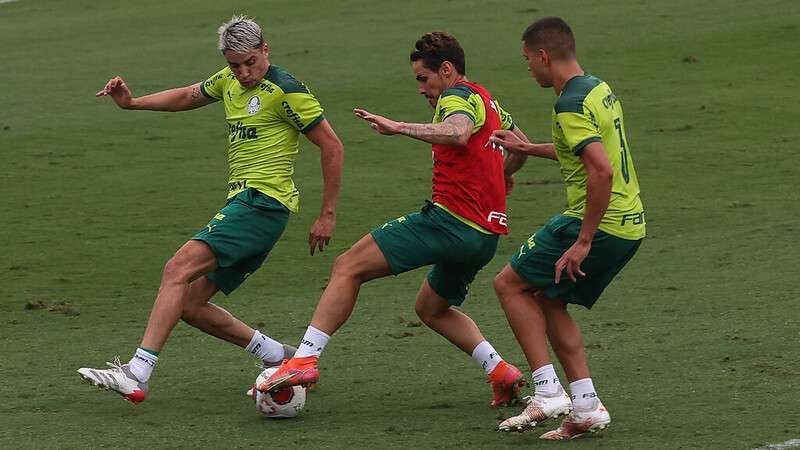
[252,367,306,418]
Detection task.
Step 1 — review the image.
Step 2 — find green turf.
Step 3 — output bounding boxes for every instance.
[1,0,798,448]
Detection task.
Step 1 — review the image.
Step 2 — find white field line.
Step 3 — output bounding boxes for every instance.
[753,439,800,450]
[0,0,20,4]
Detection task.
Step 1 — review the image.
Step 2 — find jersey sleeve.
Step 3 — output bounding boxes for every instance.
[280,91,324,133]
[200,67,228,100]
[494,99,515,131]
[556,105,602,155]
[436,86,478,124]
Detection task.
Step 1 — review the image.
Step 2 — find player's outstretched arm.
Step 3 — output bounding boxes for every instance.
[502,127,533,175]
[96,77,216,111]
[489,130,557,161]
[353,108,473,146]
[304,119,343,256]
[501,126,533,195]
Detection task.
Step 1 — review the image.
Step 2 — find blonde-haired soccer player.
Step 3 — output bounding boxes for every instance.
[78,16,343,403]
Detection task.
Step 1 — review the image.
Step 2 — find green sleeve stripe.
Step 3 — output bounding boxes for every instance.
[266,64,310,94]
[554,75,602,114]
[572,136,601,155]
[441,85,473,101]
[507,122,515,131]
[301,114,325,133]
[199,82,213,98]
[555,95,586,114]
[443,110,475,123]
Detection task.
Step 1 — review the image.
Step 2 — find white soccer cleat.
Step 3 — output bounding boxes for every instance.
[77,357,148,404]
[498,387,572,432]
[539,398,611,440]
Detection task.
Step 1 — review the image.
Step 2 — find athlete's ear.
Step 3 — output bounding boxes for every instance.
[261,42,270,57]
[439,61,454,78]
[539,49,549,67]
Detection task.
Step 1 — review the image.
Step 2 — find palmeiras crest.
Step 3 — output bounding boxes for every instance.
[247,96,261,115]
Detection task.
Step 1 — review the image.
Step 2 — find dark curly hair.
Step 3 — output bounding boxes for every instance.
[410,31,466,75]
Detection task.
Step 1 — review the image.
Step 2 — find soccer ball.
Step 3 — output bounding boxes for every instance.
[252,367,306,419]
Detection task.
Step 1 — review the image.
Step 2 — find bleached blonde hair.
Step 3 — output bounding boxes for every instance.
[217,15,263,53]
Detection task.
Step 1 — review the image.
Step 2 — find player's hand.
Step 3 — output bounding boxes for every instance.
[96,76,134,109]
[489,130,525,153]
[554,240,590,284]
[505,174,515,196]
[353,108,402,135]
[309,212,335,256]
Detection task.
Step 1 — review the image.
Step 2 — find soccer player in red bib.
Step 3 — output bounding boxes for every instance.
[261,32,531,407]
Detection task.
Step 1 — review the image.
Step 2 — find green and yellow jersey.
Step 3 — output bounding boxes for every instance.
[431,83,515,234]
[201,64,324,213]
[552,74,645,240]
[433,84,515,133]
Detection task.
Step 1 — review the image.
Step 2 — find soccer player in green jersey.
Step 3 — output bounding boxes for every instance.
[77,16,344,404]
[489,17,645,439]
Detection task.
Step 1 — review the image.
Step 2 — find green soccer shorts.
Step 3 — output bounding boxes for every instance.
[191,188,289,295]
[510,214,642,309]
[370,201,499,306]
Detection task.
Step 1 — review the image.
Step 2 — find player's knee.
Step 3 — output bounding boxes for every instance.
[161,257,190,285]
[414,298,447,324]
[493,272,513,298]
[414,300,429,322]
[330,251,360,280]
[414,302,435,324]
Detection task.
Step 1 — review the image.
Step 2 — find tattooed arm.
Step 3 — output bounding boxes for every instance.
[96,78,217,111]
[398,114,473,146]
[353,108,473,146]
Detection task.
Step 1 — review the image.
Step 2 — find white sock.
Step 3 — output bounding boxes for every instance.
[471,340,503,374]
[128,348,158,383]
[570,378,598,409]
[294,325,330,358]
[245,330,285,364]
[532,364,562,396]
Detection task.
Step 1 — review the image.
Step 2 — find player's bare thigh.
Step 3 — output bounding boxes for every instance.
[330,234,392,282]
[162,240,218,285]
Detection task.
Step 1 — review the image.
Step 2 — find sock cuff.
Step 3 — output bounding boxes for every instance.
[245,331,266,353]
[136,347,159,362]
[470,340,491,359]
[307,325,330,339]
[138,347,160,357]
[532,363,555,378]
[295,325,331,359]
[569,378,594,389]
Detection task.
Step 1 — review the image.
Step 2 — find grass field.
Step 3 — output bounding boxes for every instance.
[1,0,799,448]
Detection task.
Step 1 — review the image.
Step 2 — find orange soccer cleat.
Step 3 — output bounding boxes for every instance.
[257,356,319,393]
[487,360,526,408]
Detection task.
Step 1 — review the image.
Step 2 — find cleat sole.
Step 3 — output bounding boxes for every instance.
[77,372,145,403]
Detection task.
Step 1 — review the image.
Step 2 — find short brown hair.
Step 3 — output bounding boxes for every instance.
[522,17,575,59]
[410,31,466,75]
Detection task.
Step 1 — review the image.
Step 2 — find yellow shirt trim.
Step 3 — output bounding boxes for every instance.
[434,203,492,235]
